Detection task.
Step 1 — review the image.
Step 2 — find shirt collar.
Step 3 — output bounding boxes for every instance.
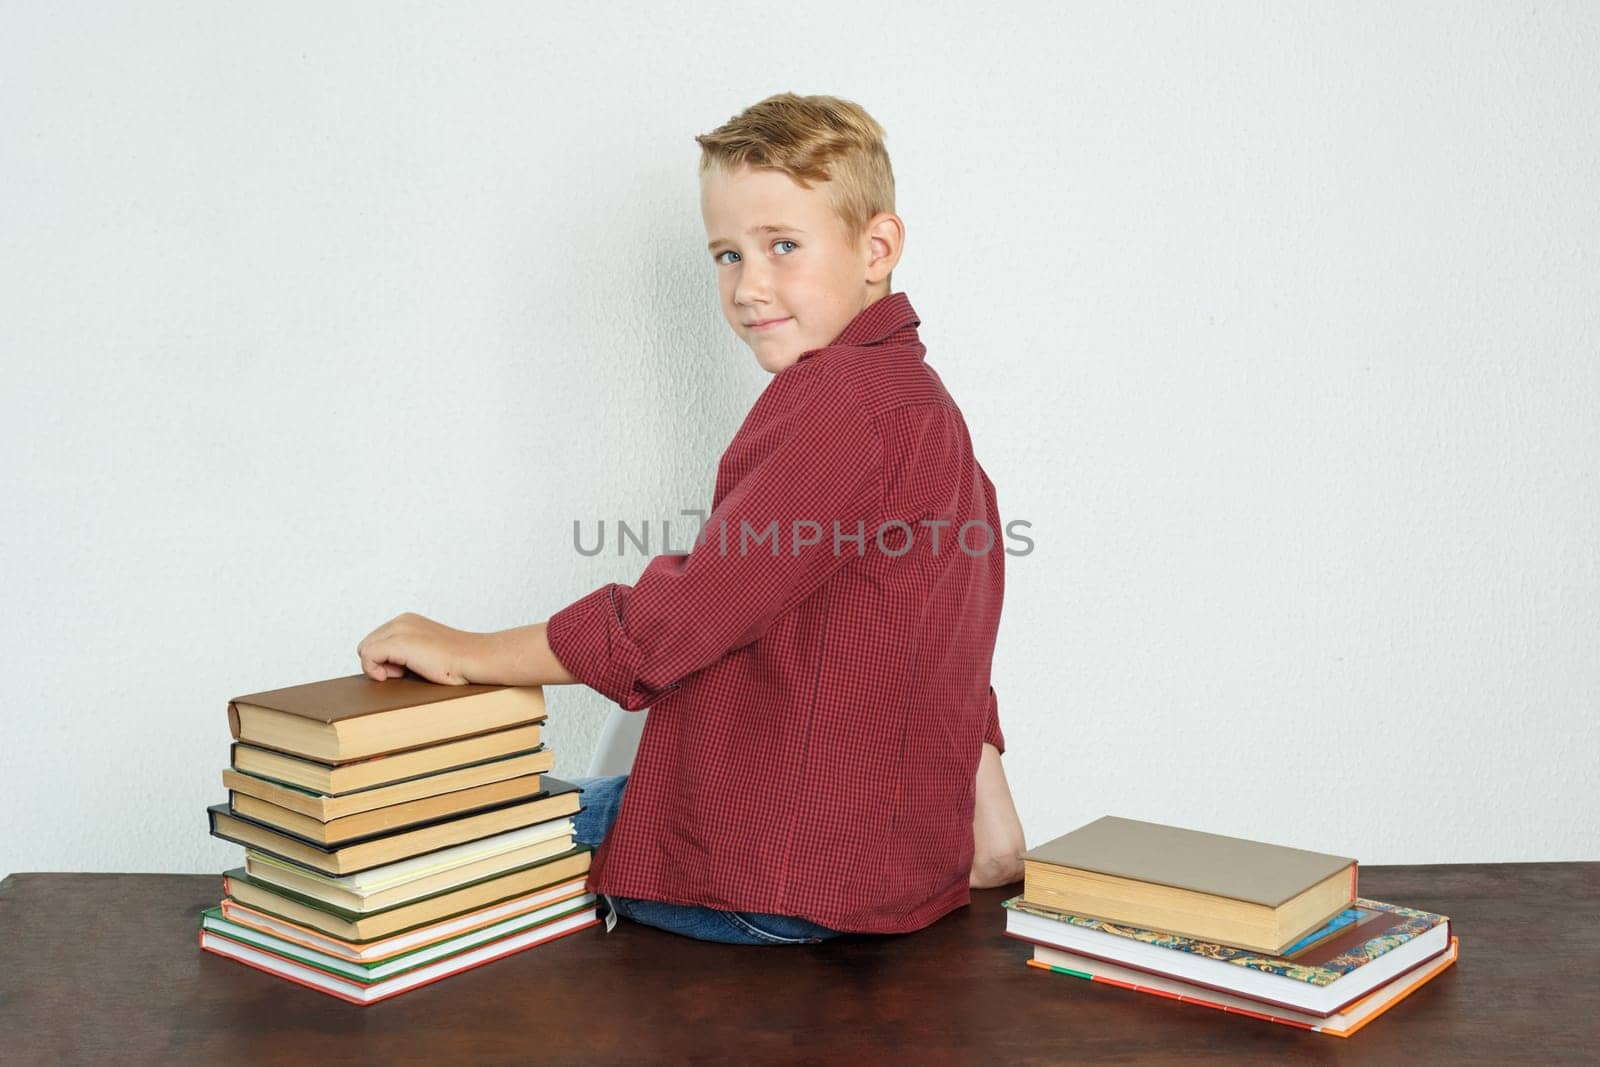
[796,291,922,364]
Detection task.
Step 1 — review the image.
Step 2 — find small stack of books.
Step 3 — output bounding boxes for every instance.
[1003,816,1459,1038]
[199,672,599,1004]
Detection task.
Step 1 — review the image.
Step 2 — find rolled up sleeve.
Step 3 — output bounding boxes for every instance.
[547,376,883,711]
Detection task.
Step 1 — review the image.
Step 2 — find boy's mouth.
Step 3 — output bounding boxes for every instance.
[747,317,791,331]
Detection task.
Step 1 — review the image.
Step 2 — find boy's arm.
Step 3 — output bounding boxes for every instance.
[537,376,883,711]
[470,621,578,688]
[970,739,1025,889]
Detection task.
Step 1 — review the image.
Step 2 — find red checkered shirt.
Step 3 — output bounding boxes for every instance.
[546,290,1007,934]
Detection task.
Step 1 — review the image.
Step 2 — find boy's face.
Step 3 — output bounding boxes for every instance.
[701,164,899,375]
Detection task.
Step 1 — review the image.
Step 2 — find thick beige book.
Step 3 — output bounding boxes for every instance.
[244,820,577,897]
[231,723,544,794]
[244,828,577,913]
[222,748,555,820]
[222,846,594,941]
[206,779,582,876]
[228,774,550,844]
[226,672,546,763]
[1021,815,1358,956]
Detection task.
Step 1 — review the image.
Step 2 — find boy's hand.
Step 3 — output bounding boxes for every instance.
[356,611,488,686]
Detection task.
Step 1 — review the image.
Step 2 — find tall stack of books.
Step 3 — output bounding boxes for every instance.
[198,672,599,1005]
[1003,816,1460,1038]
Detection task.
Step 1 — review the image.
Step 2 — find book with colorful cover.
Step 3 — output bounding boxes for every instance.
[1026,935,1460,1038]
[1002,895,1452,1017]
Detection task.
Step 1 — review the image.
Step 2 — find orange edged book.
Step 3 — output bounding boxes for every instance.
[1004,894,1452,1019]
[1025,936,1459,1037]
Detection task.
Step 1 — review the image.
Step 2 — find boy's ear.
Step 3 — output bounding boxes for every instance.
[863,212,905,283]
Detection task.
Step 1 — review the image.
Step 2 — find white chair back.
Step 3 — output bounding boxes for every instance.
[583,707,648,777]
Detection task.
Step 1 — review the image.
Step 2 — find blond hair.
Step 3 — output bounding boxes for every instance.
[694,93,897,253]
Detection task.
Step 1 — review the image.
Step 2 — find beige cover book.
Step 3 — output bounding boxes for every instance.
[222,748,555,820]
[231,723,545,794]
[207,785,581,875]
[228,774,550,844]
[1022,816,1358,955]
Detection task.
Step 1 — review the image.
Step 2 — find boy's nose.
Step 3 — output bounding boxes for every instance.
[734,269,774,306]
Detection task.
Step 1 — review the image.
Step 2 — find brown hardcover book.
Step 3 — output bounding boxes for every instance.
[207,778,582,875]
[228,773,550,844]
[221,846,595,941]
[225,672,546,763]
[230,723,545,794]
[223,748,555,820]
[1021,815,1358,956]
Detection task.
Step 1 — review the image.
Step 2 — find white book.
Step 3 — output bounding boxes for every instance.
[199,904,599,1005]
[207,890,595,971]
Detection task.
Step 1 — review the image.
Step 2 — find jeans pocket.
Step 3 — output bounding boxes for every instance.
[721,911,822,945]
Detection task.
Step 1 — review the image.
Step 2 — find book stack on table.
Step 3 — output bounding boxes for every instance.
[1003,816,1460,1038]
[199,672,599,1004]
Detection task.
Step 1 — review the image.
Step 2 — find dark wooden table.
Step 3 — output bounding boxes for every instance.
[2,863,1594,1064]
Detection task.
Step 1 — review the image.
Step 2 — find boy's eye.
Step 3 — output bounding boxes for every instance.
[712,240,798,266]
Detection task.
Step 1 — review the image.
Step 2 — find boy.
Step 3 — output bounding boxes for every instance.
[356,92,1025,944]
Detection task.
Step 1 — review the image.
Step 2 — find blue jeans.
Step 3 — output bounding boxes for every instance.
[568,774,845,945]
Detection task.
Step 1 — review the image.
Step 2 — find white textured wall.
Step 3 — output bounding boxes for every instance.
[2,2,1596,884]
